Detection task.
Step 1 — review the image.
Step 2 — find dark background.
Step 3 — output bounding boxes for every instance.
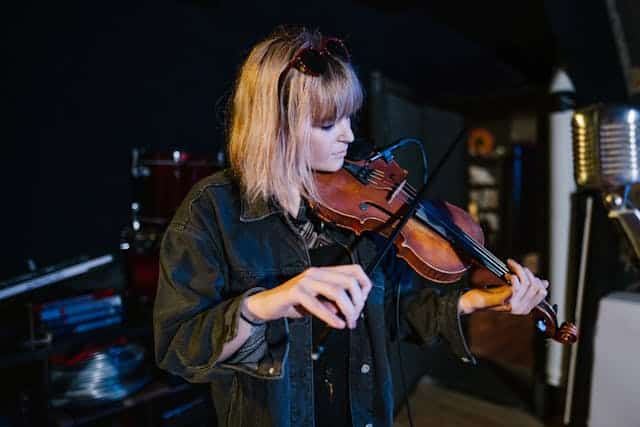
[3,2,640,426]
[3,0,637,280]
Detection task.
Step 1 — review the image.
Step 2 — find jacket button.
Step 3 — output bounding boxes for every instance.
[360,364,370,374]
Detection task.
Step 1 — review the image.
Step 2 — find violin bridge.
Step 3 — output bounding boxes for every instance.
[388,179,407,204]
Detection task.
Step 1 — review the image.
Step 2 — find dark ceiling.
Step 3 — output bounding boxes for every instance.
[354,0,557,97]
[5,0,565,171]
[8,0,558,103]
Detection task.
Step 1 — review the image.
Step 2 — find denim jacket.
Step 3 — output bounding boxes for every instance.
[153,170,475,427]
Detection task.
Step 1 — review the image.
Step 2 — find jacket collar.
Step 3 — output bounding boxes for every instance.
[240,195,283,222]
[239,193,355,247]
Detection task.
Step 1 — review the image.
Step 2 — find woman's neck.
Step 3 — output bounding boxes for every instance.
[285,192,301,218]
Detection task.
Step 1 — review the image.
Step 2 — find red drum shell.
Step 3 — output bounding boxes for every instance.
[133,150,217,224]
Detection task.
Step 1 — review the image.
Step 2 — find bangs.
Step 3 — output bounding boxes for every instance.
[307,63,363,125]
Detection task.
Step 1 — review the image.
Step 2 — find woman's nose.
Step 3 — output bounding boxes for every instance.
[338,117,354,143]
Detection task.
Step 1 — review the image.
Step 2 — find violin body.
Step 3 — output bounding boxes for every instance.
[312,158,481,283]
[310,158,578,345]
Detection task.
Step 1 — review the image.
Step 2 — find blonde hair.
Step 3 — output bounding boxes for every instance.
[227,27,363,213]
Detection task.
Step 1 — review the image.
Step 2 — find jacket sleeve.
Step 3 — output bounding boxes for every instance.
[398,278,476,364]
[380,247,476,365]
[153,196,286,383]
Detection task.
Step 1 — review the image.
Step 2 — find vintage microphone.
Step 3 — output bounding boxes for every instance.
[572,104,640,259]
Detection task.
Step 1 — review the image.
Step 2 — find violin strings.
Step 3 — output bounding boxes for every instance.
[399,181,510,275]
[367,173,507,275]
[366,170,556,324]
[367,173,509,276]
[417,202,508,276]
[364,170,553,323]
[367,173,506,273]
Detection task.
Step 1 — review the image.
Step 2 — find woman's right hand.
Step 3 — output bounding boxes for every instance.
[243,265,372,329]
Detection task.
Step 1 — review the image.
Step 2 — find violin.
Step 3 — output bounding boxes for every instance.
[310,157,578,345]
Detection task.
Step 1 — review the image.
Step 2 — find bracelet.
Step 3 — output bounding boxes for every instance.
[240,310,265,327]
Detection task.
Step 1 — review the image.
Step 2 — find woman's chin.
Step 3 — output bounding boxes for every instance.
[314,158,344,173]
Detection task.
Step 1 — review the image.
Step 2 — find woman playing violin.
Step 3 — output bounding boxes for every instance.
[153,26,549,427]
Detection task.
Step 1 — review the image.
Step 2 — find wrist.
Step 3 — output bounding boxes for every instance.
[242,293,266,324]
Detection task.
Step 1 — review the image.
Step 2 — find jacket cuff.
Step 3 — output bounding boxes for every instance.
[439,290,477,365]
[216,287,290,379]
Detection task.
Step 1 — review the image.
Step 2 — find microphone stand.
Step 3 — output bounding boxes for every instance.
[311,127,469,360]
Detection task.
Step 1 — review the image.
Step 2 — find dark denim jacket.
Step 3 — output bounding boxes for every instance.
[153,170,475,427]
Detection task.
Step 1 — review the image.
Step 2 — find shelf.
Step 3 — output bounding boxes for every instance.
[50,377,192,427]
[0,322,152,369]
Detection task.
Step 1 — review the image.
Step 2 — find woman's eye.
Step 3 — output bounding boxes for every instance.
[321,123,335,131]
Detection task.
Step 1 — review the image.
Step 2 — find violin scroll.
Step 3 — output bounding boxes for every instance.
[534,299,578,344]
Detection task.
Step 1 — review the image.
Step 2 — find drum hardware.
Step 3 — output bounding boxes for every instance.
[50,342,151,407]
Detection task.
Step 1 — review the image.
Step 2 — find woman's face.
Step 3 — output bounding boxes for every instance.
[309,116,354,172]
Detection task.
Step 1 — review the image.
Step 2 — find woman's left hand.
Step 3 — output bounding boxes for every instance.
[458,259,549,315]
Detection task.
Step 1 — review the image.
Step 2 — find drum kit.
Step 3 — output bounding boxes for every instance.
[121,148,222,302]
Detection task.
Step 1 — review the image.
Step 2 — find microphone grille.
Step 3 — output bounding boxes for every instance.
[572,104,640,189]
